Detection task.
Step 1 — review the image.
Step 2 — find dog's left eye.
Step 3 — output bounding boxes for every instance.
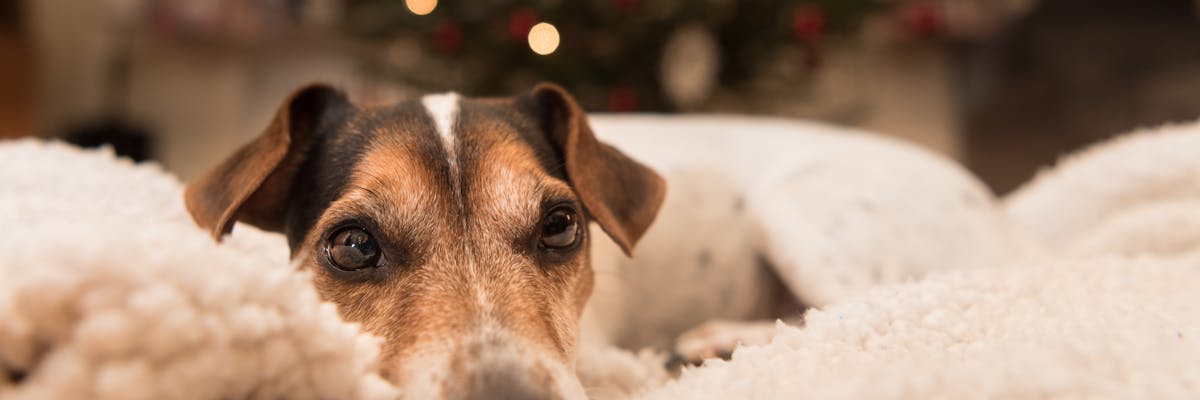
[325,226,382,271]
[539,207,580,250]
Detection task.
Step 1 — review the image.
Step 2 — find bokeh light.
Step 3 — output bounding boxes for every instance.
[406,0,436,16]
[527,22,560,56]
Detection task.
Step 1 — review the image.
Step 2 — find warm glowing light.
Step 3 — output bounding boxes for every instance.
[527,22,560,56]
[406,0,437,15]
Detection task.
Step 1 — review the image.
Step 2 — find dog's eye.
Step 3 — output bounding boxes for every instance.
[325,227,382,270]
[540,207,580,250]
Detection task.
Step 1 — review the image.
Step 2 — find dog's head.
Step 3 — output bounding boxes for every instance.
[184,83,664,399]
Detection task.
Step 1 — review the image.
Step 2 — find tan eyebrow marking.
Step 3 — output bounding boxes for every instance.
[466,138,577,240]
[315,140,454,244]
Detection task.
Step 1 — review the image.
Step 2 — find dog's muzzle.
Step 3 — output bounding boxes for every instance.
[396,333,587,400]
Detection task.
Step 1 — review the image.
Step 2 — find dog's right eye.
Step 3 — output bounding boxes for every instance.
[325,227,382,271]
[539,206,581,250]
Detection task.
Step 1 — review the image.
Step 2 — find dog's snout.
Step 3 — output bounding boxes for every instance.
[438,337,583,400]
[456,365,556,400]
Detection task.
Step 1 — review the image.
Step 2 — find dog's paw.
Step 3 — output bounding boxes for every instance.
[670,319,778,368]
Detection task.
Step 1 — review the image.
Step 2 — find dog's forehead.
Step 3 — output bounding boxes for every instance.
[343,94,555,172]
[284,94,559,249]
[313,94,568,233]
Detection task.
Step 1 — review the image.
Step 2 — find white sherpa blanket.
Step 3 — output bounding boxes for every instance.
[642,123,1200,399]
[643,256,1200,399]
[3,120,1200,399]
[0,141,396,399]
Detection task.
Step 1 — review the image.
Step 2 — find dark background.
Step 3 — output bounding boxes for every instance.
[2,0,1199,193]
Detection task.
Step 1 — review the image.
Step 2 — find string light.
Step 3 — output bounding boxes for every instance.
[406,0,437,16]
[527,22,560,55]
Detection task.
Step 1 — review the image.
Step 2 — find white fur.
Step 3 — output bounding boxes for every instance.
[421,93,460,169]
[630,119,1200,399]
[422,92,505,333]
[582,116,1025,349]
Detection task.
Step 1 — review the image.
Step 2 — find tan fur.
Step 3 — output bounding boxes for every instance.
[185,83,663,399]
[184,84,349,240]
[298,113,592,393]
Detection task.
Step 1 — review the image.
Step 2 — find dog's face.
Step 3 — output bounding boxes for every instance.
[184,84,664,399]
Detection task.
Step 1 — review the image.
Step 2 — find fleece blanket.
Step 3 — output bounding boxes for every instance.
[2,119,1200,399]
[641,122,1200,399]
[643,255,1200,399]
[0,141,396,399]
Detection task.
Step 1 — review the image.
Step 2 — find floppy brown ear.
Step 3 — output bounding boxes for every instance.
[184,84,351,241]
[527,83,666,256]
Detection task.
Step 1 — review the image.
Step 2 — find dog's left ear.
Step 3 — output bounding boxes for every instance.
[185,84,352,241]
[523,83,666,256]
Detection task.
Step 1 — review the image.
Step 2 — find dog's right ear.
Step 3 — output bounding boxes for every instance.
[522,83,666,256]
[184,84,351,241]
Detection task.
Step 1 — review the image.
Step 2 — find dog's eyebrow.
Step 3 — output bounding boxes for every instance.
[537,180,575,206]
[347,165,414,204]
[321,183,401,224]
[527,168,571,201]
[322,191,381,219]
[348,184,385,203]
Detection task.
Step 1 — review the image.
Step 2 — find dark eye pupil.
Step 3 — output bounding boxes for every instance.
[544,214,571,235]
[327,227,381,270]
[540,209,578,249]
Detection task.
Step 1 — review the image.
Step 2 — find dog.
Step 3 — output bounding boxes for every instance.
[185,83,1012,398]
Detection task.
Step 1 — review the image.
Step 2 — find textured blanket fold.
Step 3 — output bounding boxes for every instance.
[640,121,1200,399]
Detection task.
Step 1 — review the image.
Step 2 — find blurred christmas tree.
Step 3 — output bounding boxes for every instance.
[343,0,953,112]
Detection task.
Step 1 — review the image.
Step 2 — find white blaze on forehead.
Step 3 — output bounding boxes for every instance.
[421,93,461,164]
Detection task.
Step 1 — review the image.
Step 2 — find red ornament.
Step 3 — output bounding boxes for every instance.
[607,86,638,112]
[614,0,640,14]
[904,1,943,37]
[791,4,825,42]
[508,8,538,42]
[433,20,464,55]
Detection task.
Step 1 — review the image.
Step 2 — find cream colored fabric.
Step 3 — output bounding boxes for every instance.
[640,120,1200,399]
[0,141,395,400]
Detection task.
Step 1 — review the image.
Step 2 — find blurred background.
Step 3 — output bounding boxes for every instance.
[1,0,1198,193]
